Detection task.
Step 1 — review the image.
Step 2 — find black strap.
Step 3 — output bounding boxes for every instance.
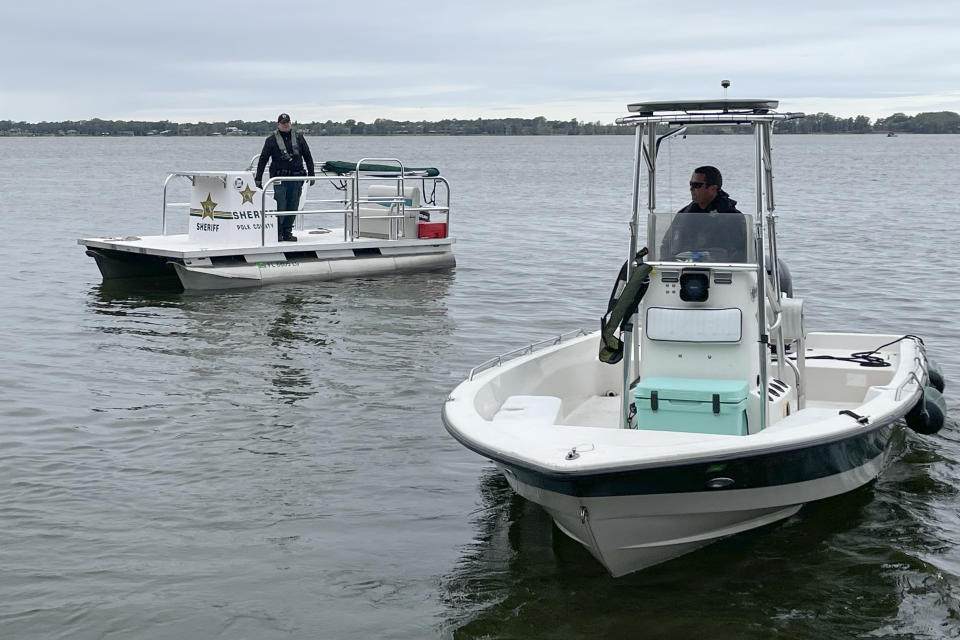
[274,129,301,162]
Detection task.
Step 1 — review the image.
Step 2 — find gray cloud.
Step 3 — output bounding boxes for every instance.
[2,0,958,122]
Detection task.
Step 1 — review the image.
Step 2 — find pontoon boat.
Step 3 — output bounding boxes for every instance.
[79,158,455,290]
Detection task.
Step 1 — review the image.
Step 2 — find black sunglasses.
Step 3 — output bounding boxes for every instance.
[689,181,706,189]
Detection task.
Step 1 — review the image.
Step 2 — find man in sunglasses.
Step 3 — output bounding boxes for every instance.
[679,166,739,213]
[660,165,747,261]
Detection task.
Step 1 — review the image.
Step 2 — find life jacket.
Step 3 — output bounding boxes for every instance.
[274,129,301,162]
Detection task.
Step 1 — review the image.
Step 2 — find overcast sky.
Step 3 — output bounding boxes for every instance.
[3,0,958,124]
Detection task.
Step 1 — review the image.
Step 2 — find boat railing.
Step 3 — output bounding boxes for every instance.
[468,328,591,381]
[160,162,451,245]
[247,154,450,240]
[348,158,452,241]
[161,171,231,235]
[260,174,363,246]
[895,347,927,402]
[250,156,452,240]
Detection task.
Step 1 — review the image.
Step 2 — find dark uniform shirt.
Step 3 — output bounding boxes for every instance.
[255,130,315,185]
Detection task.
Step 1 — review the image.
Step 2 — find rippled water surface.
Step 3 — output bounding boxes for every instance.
[1,134,958,639]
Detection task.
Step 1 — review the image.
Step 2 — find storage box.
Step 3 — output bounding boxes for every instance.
[418,222,447,238]
[633,377,749,436]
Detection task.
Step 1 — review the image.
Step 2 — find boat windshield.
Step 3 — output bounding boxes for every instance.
[647,211,756,263]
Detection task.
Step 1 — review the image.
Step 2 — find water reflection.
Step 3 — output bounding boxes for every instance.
[267,292,332,348]
[84,270,456,408]
[88,280,184,316]
[442,460,945,639]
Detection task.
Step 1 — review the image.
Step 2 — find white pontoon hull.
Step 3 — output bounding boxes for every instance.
[80,231,455,290]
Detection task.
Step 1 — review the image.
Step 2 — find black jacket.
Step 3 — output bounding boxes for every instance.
[677,189,740,213]
[255,130,315,184]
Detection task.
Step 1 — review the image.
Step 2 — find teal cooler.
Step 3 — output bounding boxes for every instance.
[633,377,749,436]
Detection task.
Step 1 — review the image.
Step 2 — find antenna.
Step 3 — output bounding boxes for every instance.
[721,79,731,98]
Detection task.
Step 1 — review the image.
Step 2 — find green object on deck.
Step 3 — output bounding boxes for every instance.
[321,160,439,177]
[599,250,651,364]
[633,377,750,436]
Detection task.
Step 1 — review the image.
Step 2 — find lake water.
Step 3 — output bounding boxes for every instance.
[1,133,958,639]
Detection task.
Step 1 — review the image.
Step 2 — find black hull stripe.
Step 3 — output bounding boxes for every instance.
[491,422,899,497]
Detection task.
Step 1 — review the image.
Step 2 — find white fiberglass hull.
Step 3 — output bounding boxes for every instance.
[443,330,928,576]
[498,441,891,576]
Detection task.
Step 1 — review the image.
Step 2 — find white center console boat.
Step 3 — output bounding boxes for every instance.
[442,98,946,576]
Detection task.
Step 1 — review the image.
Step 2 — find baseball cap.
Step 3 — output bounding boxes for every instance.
[277,113,291,123]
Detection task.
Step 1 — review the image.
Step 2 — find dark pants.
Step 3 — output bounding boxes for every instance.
[274,180,303,238]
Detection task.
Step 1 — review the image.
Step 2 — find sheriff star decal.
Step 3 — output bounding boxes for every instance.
[200,193,217,220]
[240,184,256,204]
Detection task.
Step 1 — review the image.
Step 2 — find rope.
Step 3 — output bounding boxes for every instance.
[802,335,925,368]
[320,169,348,192]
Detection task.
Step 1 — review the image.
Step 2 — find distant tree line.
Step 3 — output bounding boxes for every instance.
[774,111,960,134]
[1,111,958,136]
[0,116,625,137]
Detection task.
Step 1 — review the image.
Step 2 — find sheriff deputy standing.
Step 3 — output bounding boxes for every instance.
[255,113,315,242]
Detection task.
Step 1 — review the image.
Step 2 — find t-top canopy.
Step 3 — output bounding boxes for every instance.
[618,98,803,126]
[627,99,779,114]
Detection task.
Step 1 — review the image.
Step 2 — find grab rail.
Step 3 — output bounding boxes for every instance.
[468,328,591,381]
[895,351,926,401]
[161,160,451,243]
[161,171,228,235]
[353,158,405,240]
[259,174,352,246]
